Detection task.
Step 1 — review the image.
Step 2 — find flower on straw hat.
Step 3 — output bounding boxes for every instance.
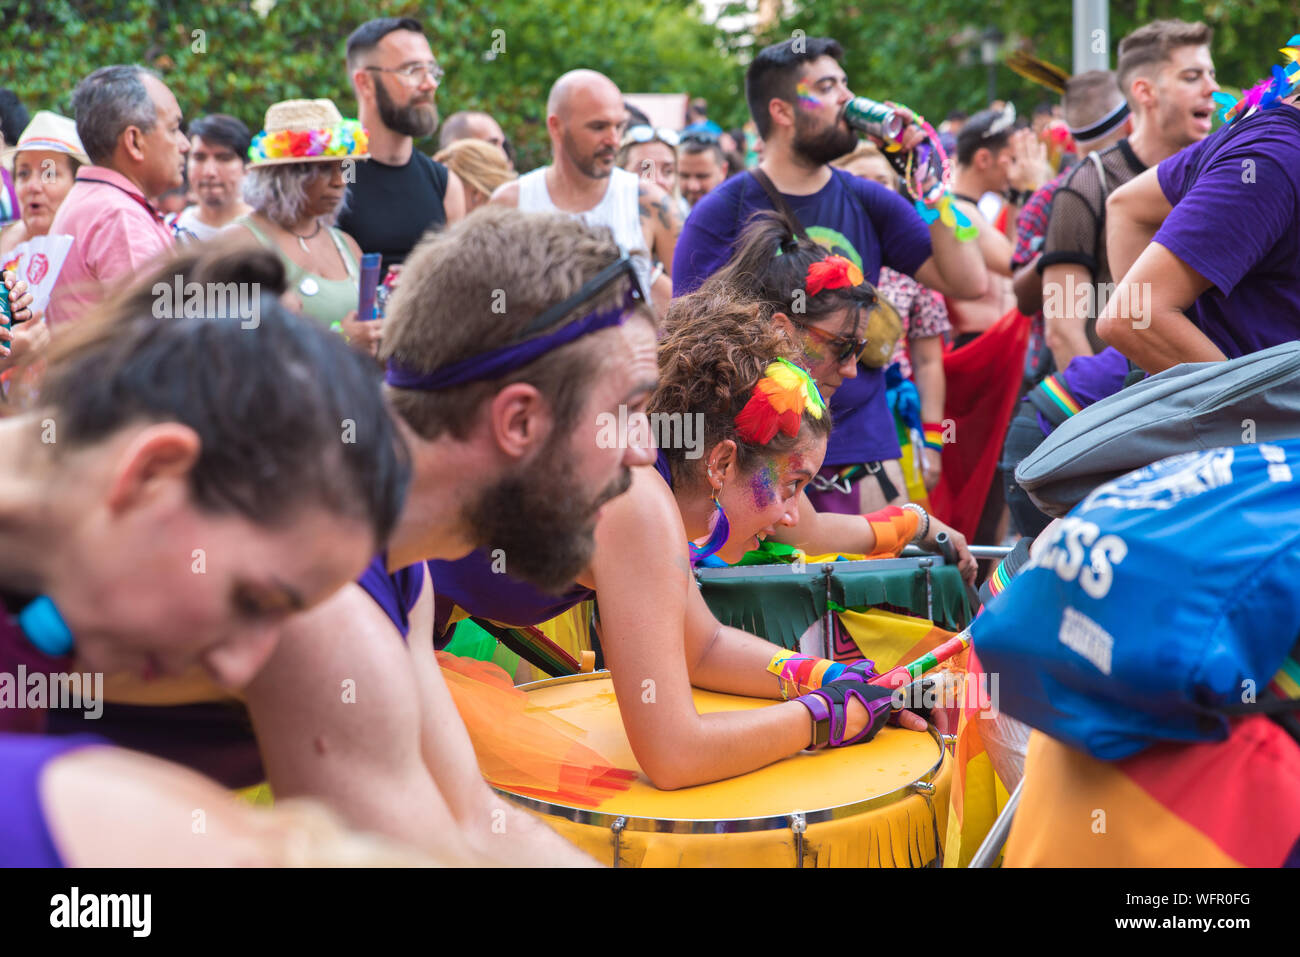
[247,98,369,166]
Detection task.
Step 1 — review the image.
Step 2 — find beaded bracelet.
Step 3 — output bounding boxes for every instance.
[901,502,930,543]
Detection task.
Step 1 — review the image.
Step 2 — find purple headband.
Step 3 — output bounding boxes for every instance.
[385,292,636,392]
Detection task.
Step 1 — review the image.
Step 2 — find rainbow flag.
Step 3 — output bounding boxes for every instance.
[446,601,596,682]
[943,647,1016,867]
[929,307,1032,539]
[1005,718,1300,866]
[833,606,954,672]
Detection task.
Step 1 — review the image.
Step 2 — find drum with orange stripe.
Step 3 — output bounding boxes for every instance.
[494,673,953,867]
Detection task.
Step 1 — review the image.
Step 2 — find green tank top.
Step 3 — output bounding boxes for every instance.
[234,216,359,327]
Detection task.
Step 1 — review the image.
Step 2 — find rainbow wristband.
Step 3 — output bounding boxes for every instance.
[922,422,945,452]
[767,652,846,700]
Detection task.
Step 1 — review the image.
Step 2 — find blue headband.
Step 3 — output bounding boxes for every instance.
[385,255,645,392]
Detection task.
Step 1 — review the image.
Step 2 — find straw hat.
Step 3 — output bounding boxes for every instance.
[1,111,90,171]
[246,98,369,167]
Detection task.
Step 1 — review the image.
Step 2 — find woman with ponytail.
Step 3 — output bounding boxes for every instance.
[700,210,975,578]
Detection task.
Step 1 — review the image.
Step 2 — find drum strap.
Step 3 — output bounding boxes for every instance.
[813,461,898,501]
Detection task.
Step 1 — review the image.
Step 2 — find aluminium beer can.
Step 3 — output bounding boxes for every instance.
[842,97,905,143]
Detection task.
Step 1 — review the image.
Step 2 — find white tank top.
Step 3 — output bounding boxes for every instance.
[516,166,653,293]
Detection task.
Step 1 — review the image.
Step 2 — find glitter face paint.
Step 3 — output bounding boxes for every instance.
[795,83,822,110]
[749,462,779,509]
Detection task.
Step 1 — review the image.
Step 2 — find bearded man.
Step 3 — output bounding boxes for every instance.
[339,17,467,272]
[674,36,987,513]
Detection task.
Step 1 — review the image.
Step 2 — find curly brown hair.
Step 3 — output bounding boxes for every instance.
[650,282,832,487]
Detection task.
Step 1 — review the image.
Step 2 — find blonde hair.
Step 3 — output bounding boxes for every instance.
[433,139,516,204]
[832,141,883,168]
[832,141,897,189]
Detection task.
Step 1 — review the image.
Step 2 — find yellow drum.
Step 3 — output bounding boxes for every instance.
[495,673,952,867]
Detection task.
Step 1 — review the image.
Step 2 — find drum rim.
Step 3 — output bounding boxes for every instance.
[693,555,943,581]
[496,671,948,835]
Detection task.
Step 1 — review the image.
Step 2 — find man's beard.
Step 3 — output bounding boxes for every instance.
[561,128,614,179]
[461,437,633,593]
[375,80,438,139]
[792,111,859,167]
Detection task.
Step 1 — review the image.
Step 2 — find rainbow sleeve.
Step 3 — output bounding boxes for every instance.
[863,505,919,557]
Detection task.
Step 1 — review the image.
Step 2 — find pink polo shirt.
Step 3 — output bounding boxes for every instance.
[45,166,174,330]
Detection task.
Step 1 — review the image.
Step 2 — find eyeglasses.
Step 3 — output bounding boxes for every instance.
[623,125,679,148]
[365,61,444,84]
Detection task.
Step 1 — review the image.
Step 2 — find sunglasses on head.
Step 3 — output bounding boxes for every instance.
[623,125,680,148]
[680,130,721,145]
[521,253,647,337]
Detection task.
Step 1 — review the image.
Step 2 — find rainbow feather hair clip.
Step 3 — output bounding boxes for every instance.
[734,358,827,446]
[1211,34,1300,127]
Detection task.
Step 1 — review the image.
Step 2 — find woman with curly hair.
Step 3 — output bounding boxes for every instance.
[231,99,379,356]
[437,285,929,790]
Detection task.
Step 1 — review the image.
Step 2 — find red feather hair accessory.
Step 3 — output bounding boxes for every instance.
[805,255,865,296]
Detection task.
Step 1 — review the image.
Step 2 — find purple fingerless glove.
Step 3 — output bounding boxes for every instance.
[794,678,896,750]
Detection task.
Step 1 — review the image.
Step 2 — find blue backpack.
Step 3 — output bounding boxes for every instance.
[973,439,1300,759]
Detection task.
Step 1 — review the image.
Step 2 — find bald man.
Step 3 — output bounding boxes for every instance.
[440,110,510,164]
[491,69,679,314]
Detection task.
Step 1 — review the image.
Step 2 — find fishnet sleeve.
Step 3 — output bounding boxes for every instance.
[1039,162,1105,278]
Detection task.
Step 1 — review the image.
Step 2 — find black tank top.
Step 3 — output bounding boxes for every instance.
[338,150,449,272]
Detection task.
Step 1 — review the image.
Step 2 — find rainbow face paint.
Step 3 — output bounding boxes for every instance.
[795,83,822,110]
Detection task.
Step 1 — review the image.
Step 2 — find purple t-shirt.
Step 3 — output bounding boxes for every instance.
[1155,106,1300,357]
[673,168,933,464]
[357,553,426,638]
[1033,345,1132,436]
[1,733,105,867]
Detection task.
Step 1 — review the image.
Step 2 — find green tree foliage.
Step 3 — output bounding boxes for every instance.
[729,0,1293,125]
[2,0,1290,165]
[0,0,743,171]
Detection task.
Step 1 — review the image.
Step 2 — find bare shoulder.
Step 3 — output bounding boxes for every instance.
[488,178,521,207]
[591,464,691,583]
[243,582,423,753]
[42,746,275,866]
[338,227,363,261]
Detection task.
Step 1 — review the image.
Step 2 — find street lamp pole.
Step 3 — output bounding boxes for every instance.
[981,27,1003,107]
[1073,0,1111,71]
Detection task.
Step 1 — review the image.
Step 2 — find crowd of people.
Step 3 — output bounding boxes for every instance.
[0,13,1297,869]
